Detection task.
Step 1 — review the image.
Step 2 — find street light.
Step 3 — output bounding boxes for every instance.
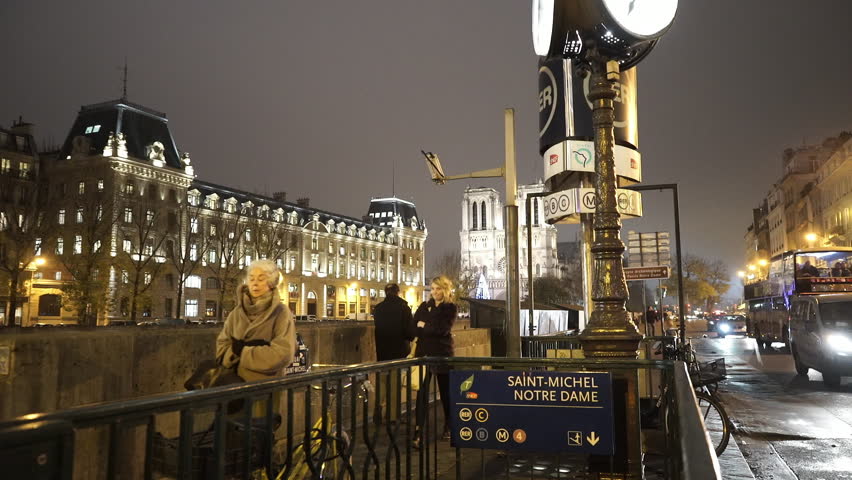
[532,0,678,359]
[421,109,522,358]
[805,232,818,247]
[757,259,768,267]
[737,270,746,278]
[24,256,45,326]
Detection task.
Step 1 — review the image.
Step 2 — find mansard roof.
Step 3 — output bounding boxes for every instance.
[0,127,36,156]
[192,179,401,239]
[58,98,183,169]
[366,196,425,230]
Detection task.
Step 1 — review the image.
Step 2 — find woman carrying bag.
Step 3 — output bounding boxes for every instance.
[412,275,457,447]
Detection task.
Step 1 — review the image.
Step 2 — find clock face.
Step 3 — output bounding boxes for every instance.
[532,0,555,56]
[602,0,678,37]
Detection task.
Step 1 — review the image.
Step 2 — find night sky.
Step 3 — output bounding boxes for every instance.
[3,1,852,296]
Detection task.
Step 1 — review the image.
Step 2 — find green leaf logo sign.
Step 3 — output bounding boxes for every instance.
[459,374,475,394]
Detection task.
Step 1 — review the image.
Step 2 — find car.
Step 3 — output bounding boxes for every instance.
[716,315,747,338]
[790,294,852,387]
[295,315,318,322]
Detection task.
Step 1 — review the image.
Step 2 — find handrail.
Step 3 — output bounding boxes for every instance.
[673,361,722,480]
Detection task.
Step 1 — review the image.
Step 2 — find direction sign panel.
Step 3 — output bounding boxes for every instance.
[624,266,670,281]
[449,370,614,454]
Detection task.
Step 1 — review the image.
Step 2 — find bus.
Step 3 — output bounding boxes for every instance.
[744,247,852,352]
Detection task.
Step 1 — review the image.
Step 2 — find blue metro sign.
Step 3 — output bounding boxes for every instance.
[449,370,614,454]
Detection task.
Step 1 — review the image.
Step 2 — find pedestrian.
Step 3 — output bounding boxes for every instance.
[645,306,659,336]
[216,259,296,415]
[413,275,458,447]
[372,283,415,423]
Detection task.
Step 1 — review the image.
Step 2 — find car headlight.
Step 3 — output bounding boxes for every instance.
[825,333,852,353]
[718,323,731,333]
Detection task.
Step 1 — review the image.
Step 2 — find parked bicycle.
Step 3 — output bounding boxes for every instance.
[274,367,373,480]
[653,338,732,456]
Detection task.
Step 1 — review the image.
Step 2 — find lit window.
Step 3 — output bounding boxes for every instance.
[93,240,101,252]
[0,158,10,173]
[123,239,132,253]
[185,275,202,289]
[190,243,198,261]
[146,210,154,224]
[76,209,83,223]
[34,238,42,255]
[124,208,133,223]
[208,248,217,263]
[56,238,64,255]
[97,179,104,191]
[144,272,152,285]
[58,209,65,225]
[185,299,198,317]
[55,271,62,281]
[125,182,134,195]
[74,235,82,254]
[190,217,198,233]
[78,182,85,195]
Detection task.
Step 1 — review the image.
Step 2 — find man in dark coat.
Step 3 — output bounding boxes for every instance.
[372,283,415,423]
[373,283,415,361]
[645,306,659,336]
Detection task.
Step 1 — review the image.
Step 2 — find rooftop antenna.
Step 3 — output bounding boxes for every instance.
[121,58,128,100]
[392,156,396,198]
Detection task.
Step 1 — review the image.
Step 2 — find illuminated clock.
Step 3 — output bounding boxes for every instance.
[601,0,678,38]
[532,0,555,56]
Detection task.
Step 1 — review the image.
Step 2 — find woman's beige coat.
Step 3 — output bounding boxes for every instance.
[216,285,296,382]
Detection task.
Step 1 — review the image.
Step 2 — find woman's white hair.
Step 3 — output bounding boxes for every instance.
[246,259,281,289]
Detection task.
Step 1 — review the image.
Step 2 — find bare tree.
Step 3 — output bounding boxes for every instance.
[165,200,211,319]
[430,249,477,311]
[113,199,168,322]
[58,189,121,325]
[207,208,249,321]
[247,215,298,263]
[0,174,55,326]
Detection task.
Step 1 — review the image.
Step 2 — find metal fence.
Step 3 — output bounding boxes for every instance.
[0,356,719,480]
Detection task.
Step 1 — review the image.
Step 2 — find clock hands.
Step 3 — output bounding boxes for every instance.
[628,0,636,15]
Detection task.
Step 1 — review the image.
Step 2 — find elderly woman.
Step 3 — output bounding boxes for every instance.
[216,259,296,382]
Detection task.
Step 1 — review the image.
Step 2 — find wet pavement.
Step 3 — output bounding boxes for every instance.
[687,323,852,480]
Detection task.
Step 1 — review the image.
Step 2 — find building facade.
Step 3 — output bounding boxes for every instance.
[6,99,426,326]
[745,132,852,270]
[459,182,560,300]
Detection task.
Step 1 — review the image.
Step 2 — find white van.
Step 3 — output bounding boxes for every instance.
[789,294,852,387]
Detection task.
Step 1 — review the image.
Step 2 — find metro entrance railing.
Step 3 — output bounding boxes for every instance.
[0,356,720,480]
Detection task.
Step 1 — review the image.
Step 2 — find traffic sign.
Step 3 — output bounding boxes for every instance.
[624,266,670,281]
[449,370,614,454]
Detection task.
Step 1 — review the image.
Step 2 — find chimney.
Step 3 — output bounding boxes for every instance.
[296,197,310,208]
[11,116,34,137]
[273,191,287,202]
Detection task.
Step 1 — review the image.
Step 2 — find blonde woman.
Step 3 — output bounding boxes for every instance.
[412,275,458,446]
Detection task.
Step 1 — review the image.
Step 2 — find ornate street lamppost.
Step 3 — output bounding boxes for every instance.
[532,0,678,359]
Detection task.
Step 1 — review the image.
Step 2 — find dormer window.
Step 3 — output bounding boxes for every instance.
[84,125,102,134]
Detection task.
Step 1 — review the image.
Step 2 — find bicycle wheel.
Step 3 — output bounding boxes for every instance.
[695,392,730,456]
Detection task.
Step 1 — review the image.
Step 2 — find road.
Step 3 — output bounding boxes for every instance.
[685,322,852,480]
